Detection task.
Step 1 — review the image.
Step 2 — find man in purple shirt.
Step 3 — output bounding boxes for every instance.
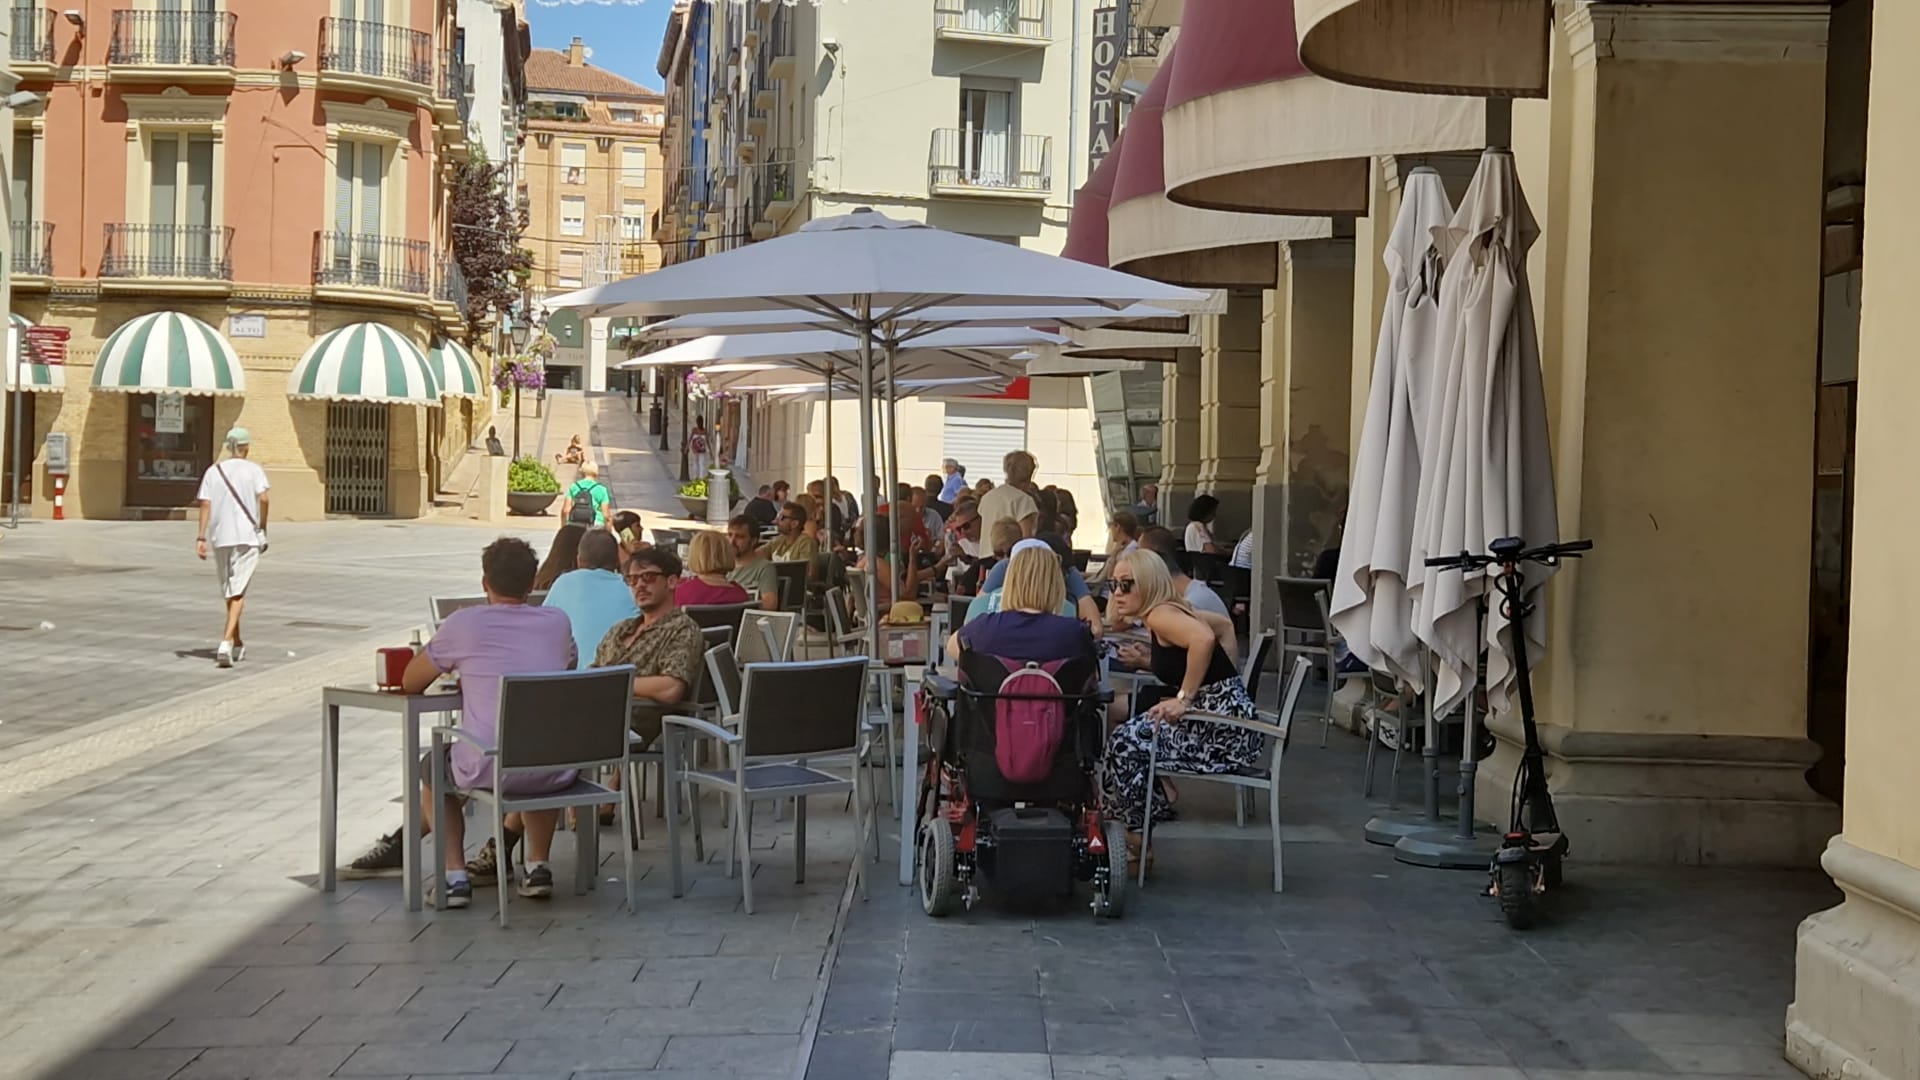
[342,537,577,908]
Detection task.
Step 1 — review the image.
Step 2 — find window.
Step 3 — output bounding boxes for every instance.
[561,142,586,185]
[959,86,1014,185]
[621,145,647,187]
[622,198,647,241]
[557,249,583,288]
[12,131,35,226]
[149,130,217,273]
[333,140,385,235]
[610,108,638,123]
[560,195,586,236]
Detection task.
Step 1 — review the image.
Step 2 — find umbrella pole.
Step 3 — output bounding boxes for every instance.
[1453,597,1487,840]
[1363,651,1448,846]
[855,302,881,658]
[884,341,904,612]
[824,359,833,501]
[1394,602,1499,868]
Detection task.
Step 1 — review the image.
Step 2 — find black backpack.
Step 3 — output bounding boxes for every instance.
[568,481,599,525]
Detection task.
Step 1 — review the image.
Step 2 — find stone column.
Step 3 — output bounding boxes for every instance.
[1485,2,1837,865]
[1157,347,1201,520]
[1790,1,1920,1073]
[586,317,610,393]
[1195,291,1262,536]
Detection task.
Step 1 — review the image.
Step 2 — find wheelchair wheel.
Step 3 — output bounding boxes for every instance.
[919,818,959,917]
[1092,819,1128,919]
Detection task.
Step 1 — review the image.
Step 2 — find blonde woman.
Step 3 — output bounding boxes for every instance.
[674,530,749,606]
[1101,547,1260,858]
[946,544,1094,664]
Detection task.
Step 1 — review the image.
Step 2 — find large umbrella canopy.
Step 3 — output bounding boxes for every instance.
[92,311,245,396]
[1408,149,1559,717]
[636,302,1194,342]
[619,326,1064,370]
[545,207,1205,321]
[765,376,1011,402]
[1329,167,1454,684]
[704,355,1023,392]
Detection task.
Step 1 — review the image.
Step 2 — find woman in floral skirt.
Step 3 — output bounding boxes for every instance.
[1101,547,1261,869]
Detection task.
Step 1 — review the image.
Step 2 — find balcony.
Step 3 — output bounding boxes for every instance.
[934,0,1050,44]
[434,259,467,329]
[319,17,434,96]
[313,232,432,297]
[11,6,52,66]
[107,9,238,82]
[763,155,797,222]
[101,224,234,287]
[928,130,1052,199]
[10,220,53,281]
[764,3,795,80]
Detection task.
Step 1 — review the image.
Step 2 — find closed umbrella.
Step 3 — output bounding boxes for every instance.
[1408,148,1559,726]
[1331,167,1453,685]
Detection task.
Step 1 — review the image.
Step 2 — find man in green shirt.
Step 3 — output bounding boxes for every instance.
[564,461,613,527]
[767,501,820,566]
[727,515,780,609]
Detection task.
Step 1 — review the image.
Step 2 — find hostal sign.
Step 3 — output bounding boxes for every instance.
[1089,1,1126,171]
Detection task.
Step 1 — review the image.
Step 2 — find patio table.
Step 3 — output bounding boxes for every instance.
[318,684,464,912]
[866,658,927,886]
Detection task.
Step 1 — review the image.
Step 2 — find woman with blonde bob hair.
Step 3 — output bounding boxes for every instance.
[674,530,750,606]
[1101,547,1261,867]
[945,544,1097,673]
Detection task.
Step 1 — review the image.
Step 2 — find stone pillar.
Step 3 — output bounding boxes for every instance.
[1790,0,1920,1072]
[586,317,610,393]
[1484,2,1837,865]
[1195,291,1262,536]
[1157,347,1201,520]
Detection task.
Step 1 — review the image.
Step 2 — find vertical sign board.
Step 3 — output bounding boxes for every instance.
[1088,1,1127,173]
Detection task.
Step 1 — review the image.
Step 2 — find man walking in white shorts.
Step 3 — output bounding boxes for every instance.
[195,427,270,668]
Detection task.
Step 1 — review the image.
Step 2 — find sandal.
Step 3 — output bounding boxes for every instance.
[1124,831,1156,875]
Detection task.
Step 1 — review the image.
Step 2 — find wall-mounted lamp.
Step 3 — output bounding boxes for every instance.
[277,50,306,70]
[5,90,43,110]
[61,9,83,29]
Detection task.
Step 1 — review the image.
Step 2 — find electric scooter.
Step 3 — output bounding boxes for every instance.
[1425,536,1591,929]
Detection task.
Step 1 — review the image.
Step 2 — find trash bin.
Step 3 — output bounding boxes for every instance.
[648,402,663,435]
[707,467,731,525]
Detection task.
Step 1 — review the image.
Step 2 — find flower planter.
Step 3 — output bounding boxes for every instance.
[507,491,556,516]
[676,495,709,519]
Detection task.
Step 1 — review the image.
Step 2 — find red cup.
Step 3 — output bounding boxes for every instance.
[377,647,414,691]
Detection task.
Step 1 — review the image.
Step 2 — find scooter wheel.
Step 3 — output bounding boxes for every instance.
[1542,853,1563,890]
[1496,861,1537,930]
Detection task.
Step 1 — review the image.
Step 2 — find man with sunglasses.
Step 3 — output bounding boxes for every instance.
[767,501,820,566]
[593,547,706,754]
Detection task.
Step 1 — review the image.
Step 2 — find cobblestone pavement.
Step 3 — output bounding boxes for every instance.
[809,717,1835,1080]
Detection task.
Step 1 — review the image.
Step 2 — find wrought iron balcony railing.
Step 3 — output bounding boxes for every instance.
[933,0,1050,40]
[313,232,432,294]
[10,220,52,276]
[1124,0,1168,58]
[435,259,468,312]
[928,130,1052,195]
[319,17,433,87]
[108,9,237,67]
[101,223,234,280]
[11,5,51,63]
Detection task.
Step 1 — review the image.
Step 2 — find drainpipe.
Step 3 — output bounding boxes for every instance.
[1066,0,1081,200]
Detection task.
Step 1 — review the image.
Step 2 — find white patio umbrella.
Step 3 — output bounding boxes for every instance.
[545,208,1202,654]
[636,302,1193,341]
[1408,148,1560,721]
[1331,166,1454,686]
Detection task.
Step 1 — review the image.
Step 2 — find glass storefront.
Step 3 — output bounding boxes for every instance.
[125,392,213,508]
[1087,369,1163,517]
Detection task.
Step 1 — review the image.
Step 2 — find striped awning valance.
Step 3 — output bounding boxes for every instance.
[92,311,245,396]
[427,336,485,399]
[288,322,440,404]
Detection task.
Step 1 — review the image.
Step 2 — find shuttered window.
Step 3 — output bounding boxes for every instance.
[334,139,384,235]
[942,403,1027,488]
[562,143,587,185]
[622,145,647,186]
[622,198,647,240]
[560,195,586,236]
[557,250,583,287]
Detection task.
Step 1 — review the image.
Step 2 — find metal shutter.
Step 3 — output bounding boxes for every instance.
[942,402,1026,487]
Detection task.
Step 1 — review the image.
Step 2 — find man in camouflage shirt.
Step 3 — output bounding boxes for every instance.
[595,546,706,749]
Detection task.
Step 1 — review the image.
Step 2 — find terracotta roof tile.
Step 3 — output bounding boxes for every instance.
[525,48,663,100]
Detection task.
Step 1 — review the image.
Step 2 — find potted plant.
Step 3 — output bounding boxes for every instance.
[507,456,561,515]
[675,475,741,519]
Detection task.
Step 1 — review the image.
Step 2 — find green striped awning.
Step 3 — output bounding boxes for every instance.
[288,322,441,404]
[6,313,65,392]
[92,311,244,395]
[426,336,484,399]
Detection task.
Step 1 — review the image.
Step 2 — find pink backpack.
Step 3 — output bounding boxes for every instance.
[991,657,1069,784]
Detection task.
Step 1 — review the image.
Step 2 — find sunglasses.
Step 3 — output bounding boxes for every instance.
[625,570,669,586]
[1111,577,1137,595]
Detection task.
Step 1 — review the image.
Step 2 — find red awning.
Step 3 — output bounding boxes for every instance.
[1061,144,1120,266]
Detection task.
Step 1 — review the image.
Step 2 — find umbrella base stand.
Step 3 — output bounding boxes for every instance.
[1393,824,1501,869]
[1364,811,1448,846]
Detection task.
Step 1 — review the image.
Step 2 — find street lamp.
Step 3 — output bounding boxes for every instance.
[508,316,531,459]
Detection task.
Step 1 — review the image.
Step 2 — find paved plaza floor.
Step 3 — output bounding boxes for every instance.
[0,391,1841,1080]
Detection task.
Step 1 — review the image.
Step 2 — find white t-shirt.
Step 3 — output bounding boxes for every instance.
[1184,520,1215,553]
[197,457,270,549]
[1230,531,1255,570]
[977,484,1038,534]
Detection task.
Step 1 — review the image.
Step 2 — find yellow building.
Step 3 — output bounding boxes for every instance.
[651,0,1111,545]
[521,38,662,390]
[1076,0,1919,1074]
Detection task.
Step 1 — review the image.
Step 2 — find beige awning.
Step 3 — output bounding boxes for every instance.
[1165,0,1483,216]
[1108,40,1329,288]
[1294,0,1551,98]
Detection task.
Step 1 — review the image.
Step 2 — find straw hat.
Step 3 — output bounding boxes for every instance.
[883,600,926,625]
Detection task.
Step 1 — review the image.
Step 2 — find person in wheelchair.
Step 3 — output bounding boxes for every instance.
[945,544,1097,670]
[1101,547,1262,869]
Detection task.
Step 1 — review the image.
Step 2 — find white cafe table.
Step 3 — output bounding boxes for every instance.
[318,684,464,912]
[867,657,928,887]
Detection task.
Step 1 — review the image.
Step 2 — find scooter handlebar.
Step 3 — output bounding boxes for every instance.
[1424,539,1593,570]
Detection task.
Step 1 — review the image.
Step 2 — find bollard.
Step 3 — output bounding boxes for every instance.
[51,475,65,520]
[707,467,731,526]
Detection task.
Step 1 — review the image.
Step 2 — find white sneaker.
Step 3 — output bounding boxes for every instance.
[232,642,246,662]
[216,641,233,668]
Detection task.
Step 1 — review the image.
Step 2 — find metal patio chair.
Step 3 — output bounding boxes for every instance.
[737,608,797,664]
